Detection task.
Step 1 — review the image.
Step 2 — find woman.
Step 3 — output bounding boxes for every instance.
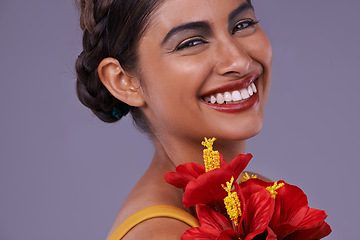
[75,0,272,239]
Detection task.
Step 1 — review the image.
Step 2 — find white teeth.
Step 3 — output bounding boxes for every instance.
[240,88,250,99]
[224,92,232,101]
[204,83,257,104]
[251,83,257,93]
[248,86,253,96]
[216,93,225,104]
[232,90,242,101]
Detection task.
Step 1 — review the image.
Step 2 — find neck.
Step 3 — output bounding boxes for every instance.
[150,134,247,170]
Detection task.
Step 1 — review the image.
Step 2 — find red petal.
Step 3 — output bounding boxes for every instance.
[164,171,194,189]
[218,229,239,240]
[227,153,252,179]
[164,162,205,189]
[183,205,238,240]
[271,224,299,239]
[243,227,277,240]
[270,182,331,239]
[177,162,205,177]
[240,188,274,238]
[265,227,278,240]
[281,221,332,240]
[219,154,228,168]
[307,222,332,239]
[181,227,220,240]
[297,208,328,229]
[183,169,232,207]
[196,204,233,231]
[270,182,309,228]
[240,178,271,201]
[275,209,330,239]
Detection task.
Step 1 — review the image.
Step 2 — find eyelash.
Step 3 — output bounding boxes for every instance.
[175,38,209,51]
[174,19,259,51]
[232,18,259,34]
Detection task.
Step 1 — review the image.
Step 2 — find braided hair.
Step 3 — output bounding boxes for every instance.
[75,0,161,131]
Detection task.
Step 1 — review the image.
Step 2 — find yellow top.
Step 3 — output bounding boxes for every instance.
[108,205,200,240]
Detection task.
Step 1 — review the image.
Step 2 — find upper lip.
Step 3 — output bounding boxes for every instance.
[200,74,260,97]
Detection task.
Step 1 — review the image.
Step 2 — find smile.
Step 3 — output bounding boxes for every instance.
[203,83,257,104]
[200,74,260,113]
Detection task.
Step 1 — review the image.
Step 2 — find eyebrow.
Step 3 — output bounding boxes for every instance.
[228,2,254,26]
[161,21,211,46]
[161,2,254,46]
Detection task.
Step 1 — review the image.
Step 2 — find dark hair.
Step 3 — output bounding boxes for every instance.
[75,0,161,131]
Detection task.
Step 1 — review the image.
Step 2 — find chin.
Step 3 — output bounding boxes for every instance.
[209,113,264,142]
[234,118,263,141]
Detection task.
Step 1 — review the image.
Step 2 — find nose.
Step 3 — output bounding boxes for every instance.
[213,37,251,77]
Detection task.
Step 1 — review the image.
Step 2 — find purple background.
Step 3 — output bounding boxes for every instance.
[0,0,359,239]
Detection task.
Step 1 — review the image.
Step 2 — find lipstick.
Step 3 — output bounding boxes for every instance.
[200,74,260,113]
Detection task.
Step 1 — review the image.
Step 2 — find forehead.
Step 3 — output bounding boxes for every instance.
[146,0,250,35]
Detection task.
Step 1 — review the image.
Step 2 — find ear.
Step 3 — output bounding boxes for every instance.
[98,57,145,107]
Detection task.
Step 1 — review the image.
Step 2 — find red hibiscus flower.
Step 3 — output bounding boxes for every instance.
[164,137,252,207]
[267,181,331,239]
[181,179,278,240]
[182,177,331,240]
[164,138,331,239]
[240,179,332,239]
[164,152,252,190]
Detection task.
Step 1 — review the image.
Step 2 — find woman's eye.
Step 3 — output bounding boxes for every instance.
[175,38,208,51]
[232,19,259,34]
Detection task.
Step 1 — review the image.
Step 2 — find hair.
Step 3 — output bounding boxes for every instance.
[75,0,162,132]
[76,0,253,132]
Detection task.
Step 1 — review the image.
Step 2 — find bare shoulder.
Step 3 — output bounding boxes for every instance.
[106,163,189,240]
[121,217,191,240]
[106,190,186,240]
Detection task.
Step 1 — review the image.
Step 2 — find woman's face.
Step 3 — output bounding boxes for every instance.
[136,0,272,142]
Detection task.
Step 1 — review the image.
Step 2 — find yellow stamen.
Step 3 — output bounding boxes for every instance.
[242,172,257,181]
[266,181,285,199]
[202,137,220,172]
[222,177,242,226]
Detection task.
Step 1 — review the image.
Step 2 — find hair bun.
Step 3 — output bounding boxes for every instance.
[75,0,160,132]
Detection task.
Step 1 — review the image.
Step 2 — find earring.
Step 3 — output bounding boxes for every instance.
[112,106,122,120]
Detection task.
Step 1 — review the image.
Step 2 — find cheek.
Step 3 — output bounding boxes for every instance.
[138,53,211,127]
[244,28,273,97]
[244,28,273,111]
[140,52,212,101]
[249,28,273,70]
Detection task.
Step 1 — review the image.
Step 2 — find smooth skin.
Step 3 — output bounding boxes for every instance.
[100,0,273,239]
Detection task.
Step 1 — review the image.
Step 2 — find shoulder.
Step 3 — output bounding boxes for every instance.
[106,167,194,240]
[106,205,195,240]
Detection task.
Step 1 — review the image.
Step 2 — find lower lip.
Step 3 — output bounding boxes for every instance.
[201,91,259,113]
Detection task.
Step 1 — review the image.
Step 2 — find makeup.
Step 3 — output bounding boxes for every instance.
[202,90,258,113]
[201,74,260,113]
